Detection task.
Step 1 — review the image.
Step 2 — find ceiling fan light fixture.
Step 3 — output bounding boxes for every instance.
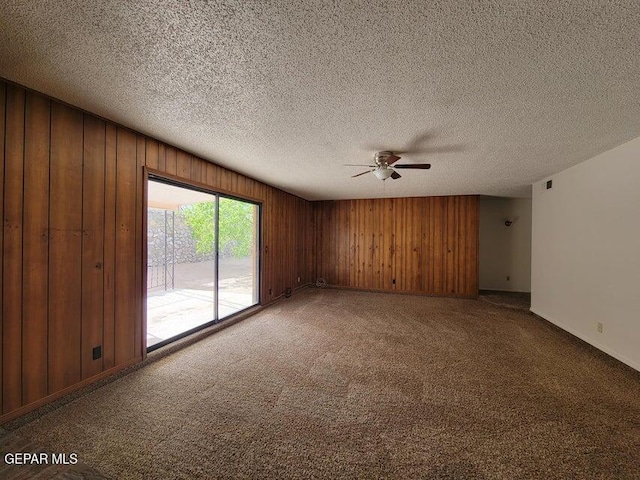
[373,168,394,180]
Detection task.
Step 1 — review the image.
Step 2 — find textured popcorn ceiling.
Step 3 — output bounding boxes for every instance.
[1,1,639,200]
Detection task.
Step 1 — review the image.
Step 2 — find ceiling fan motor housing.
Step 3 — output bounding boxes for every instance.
[375,151,394,165]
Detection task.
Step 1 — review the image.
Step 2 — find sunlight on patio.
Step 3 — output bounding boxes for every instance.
[147,258,255,347]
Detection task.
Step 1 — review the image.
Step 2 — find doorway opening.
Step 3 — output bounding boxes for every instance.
[146,177,260,350]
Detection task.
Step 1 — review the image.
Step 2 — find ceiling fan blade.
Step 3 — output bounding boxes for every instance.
[390,171,402,180]
[386,154,401,165]
[344,164,376,167]
[393,163,431,169]
[351,170,373,178]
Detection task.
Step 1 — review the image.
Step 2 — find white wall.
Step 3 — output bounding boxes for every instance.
[479,196,532,292]
[531,136,640,372]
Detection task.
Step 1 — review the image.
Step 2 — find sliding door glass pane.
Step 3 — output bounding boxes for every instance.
[147,180,216,348]
[218,197,259,319]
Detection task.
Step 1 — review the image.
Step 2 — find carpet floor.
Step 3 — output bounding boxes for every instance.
[5,289,640,479]
[479,290,531,312]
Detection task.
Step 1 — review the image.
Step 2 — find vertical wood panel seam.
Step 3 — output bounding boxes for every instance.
[133,135,137,356]
[112,126,120,366]
[135,135,143,357]
[45,97,51,397]
[1,85,5,410]
[19,90,26,407]
[79,114,85,380]
[102,121,106,370]
[103,122,116,371]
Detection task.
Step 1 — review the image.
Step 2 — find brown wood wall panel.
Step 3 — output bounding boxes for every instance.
[22,92,50,404]
[134,135,145,359]
[48,102,84,393]
[433,197,444,294]
[157,143,166,172]
[205,163,216,186]
[145,139,158,170]
[382,198,392,289]
[313,196,478,297]
[165,147,177,175]
[81,115,106,380]
[0,82,5,410]
[375,200,383,289]
[295,198,313,291]
[349,201,356,285]
[114,128,137,365]
[445,197,455,294]
[394,197,406,290]
[421,199,431,292]
[2,85,25,413]
[190,156,202,183]
[176,150,190,178]
[103,123,117,371]
[456,197,467,295]
[466,196,479,294]
[262,188,274,301]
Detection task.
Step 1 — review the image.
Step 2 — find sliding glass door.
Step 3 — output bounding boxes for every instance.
[146,178,259,350]
[218,197,260,319]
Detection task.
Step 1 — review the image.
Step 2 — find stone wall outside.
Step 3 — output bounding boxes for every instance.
[147,208,215,267]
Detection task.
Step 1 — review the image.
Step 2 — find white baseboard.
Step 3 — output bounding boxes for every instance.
[530,307,640,372]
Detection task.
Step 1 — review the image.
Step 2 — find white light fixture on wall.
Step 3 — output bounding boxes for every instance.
[373,168,394,180]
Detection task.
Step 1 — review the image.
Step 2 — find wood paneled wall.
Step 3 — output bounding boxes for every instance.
[313,196,479,297]
[0,80,313,421]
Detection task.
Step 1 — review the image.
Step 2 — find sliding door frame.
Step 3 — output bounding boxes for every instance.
[143,168,262,353]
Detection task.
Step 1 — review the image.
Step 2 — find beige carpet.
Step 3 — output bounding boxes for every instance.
[6,289,640,479]
[479,290,531,312]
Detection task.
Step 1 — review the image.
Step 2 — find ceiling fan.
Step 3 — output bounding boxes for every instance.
[345,151,431,180]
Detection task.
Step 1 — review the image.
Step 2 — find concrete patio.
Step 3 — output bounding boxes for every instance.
[146,257,257,347]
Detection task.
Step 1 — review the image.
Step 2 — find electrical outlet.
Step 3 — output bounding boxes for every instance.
[297,277,301,283]
[92,345,102,360]
[597,322,603,333]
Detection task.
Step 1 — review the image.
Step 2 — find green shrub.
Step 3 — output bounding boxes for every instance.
[180,198,254,258]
